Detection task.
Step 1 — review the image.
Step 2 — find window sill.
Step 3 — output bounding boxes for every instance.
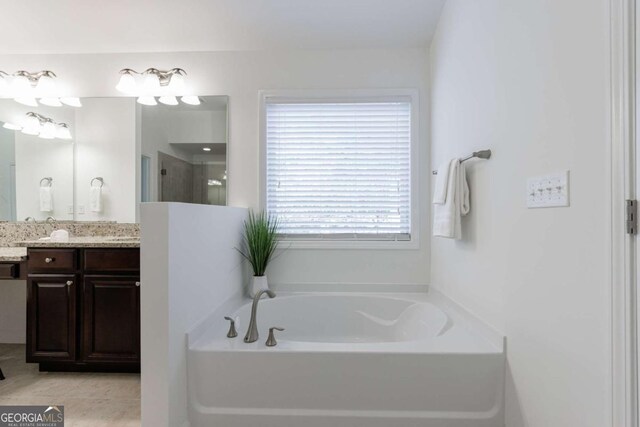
[277,238,420,251]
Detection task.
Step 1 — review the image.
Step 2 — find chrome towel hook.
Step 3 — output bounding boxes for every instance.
[39,177,53,187]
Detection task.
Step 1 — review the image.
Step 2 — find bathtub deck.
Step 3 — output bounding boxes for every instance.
[189,291,503,355]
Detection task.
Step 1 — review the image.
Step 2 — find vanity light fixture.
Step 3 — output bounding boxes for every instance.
[2,122,22,131]
[181,95,201,106]
[158,95,178,106]
[0,70,82,108]
[60,97,82,107]
[39,97,63,107]
[116,68,199,106]
[136,96,157,106]
[56,123,72,140]
[10,112,73,140]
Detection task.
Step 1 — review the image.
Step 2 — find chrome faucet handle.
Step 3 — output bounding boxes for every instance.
[224,316,238,338]
[266,327,284,347]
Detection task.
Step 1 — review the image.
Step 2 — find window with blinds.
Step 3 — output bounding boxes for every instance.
[265,99,412,240]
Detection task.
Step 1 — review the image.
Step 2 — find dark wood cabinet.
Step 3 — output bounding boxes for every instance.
[26,247,140,372]
[82,275,140,363]
[26,275,77,362]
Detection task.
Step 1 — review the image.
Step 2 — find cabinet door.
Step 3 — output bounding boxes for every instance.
[27,275,77,362]
[82,276,140,363]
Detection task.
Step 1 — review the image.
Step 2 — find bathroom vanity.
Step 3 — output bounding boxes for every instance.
[17,238,141,372]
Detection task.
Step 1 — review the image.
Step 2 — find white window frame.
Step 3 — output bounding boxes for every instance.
[259,89,420,250]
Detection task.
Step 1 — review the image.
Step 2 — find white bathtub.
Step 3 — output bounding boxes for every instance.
[187,292,504,427]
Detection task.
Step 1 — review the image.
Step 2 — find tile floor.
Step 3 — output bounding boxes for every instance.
[0,344,140,427]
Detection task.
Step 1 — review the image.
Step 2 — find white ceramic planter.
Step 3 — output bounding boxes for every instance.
[250,275,269,297]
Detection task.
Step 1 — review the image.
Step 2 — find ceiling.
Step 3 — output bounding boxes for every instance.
[172,143,227,156]
[0,0,446,54]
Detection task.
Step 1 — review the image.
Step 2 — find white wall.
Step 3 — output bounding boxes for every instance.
[75,98,137,222]
[140,203,246,427]
[429,1,609,426]
[0,49,430,287]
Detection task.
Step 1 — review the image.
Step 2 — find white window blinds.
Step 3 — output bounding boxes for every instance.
[265,99,412,239]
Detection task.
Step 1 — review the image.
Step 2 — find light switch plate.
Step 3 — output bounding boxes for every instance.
[67,205,74,214]
[527,171,570,208]
[78,205,85,214]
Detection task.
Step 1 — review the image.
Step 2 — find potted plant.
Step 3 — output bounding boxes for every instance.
[237,210,279,297]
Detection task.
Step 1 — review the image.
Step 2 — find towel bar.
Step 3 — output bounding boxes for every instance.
[91,177,104,188]
[432,150,492,175]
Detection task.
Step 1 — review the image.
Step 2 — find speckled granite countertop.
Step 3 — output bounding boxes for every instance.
[0,247,28,262]
[12,236,140,248]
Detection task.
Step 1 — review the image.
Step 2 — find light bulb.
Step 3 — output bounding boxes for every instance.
[39,121,56,139]
[14,97,38,107]
[10,75,31,93]
[181,96,200,105]
[2,122,21,131]
[116,72,136,93]
[168,73,185,92]
[24,114,40,129]
[137,96,157,106]
[143,73,160,92]
[60,97,82,107]
[39,97,63,107]
[21,121,41,136]
[21,127,40,136]
[21,115,41,135]
[202,147,211,152]
[56,124,72,140]
[36,75,56,94]
[158,96,178,106]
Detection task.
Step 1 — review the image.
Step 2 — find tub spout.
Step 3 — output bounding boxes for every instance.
[244,289,276,343]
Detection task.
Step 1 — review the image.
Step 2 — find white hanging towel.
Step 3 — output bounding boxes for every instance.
[432,161,451,204]
[39,187,53,212]
[89,186,102,212]
[433,158,470,239]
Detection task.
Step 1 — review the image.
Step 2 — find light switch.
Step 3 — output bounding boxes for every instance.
[527,171,570,208]
[67,205,74,214]
[78,205,85,214]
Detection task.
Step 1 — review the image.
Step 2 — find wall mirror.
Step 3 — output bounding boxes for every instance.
[0,96,228,223]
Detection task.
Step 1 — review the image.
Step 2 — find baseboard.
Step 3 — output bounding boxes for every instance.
[0,329,25,344]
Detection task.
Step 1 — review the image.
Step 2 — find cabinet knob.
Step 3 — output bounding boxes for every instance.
[45,257,55,263]
[135,281,141,287]
[66,281,73,286]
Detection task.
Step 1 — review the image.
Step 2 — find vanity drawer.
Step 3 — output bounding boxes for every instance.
[0,263,19,279]
[83,249,140,273]
[28,249,77,273]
